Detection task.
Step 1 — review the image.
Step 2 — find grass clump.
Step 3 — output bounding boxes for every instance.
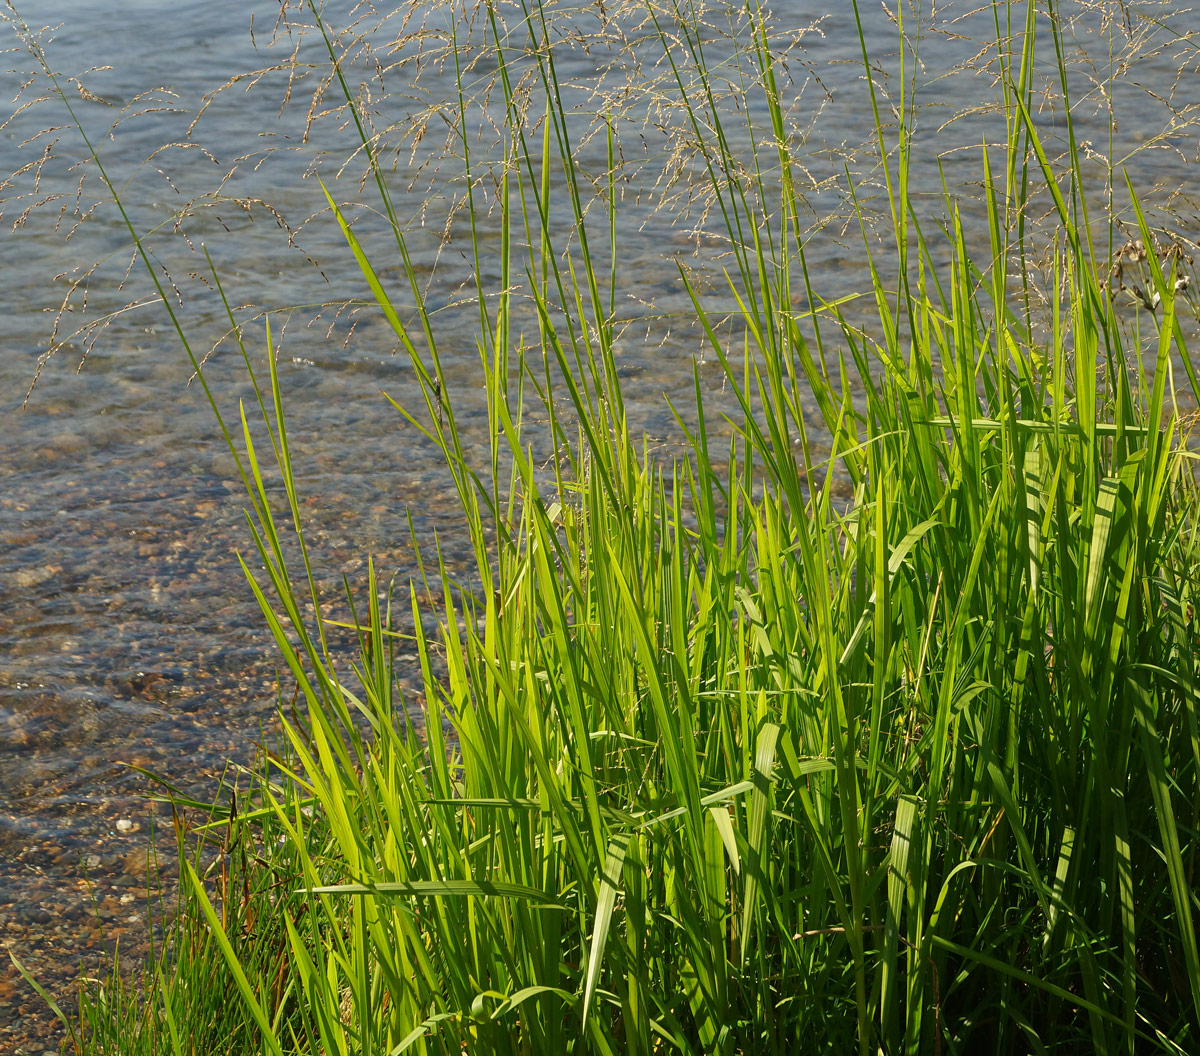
[19,0,1200,1053]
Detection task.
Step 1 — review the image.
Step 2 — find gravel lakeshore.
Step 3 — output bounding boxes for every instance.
[0,382,450,1052]
[0,654,281,1054]
[0,803,181,1055]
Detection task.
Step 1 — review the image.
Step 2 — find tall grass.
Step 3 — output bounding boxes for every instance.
[22,0,1200,1052]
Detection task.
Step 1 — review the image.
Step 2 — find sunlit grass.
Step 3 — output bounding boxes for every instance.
[22,0,1200,1053]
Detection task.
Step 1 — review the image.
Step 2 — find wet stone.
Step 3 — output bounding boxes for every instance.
[122,848,152,879]
[12,566,60,590]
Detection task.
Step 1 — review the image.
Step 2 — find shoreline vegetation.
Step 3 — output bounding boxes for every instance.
[8,0,1200,1051]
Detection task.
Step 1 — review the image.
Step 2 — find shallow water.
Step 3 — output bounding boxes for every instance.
[1,0,1197,1048]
